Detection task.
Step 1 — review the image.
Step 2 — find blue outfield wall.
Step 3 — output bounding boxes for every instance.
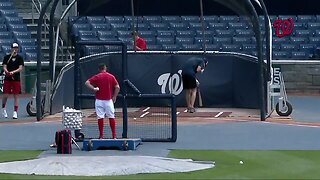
[51,53,261,114]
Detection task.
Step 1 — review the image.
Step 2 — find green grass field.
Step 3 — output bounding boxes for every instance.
[1,150,320,179]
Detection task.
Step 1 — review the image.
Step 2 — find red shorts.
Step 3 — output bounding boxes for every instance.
[3,80,21,94]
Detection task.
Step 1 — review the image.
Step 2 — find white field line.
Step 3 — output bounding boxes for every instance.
[142,107,150,112]
[140,112,150,118]
[214,112,224,118]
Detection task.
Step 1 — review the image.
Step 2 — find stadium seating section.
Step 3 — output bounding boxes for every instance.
[68,15,320,60]
[0,1,36,61]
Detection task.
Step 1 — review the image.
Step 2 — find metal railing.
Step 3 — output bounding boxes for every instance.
[31,0,72,61]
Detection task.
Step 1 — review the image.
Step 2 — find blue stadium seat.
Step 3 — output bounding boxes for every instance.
[215,29,234,37]
[278,15,296,22]
[71,23,91,37]
[124,16,143,23]
[291,51,307,59]
[175,37,194,45]
[79,37,99,41]
[272,44,281,51]
[150,22,169,30]
[110,23,130,31]
[86,16,106,24]
[91,23,111,31]
[0,31,12,39]
[297,15,316,22]
[0,17,5,24]
[97,30,117,39]
[0,23,6,31]
[242,44,256,52]
[8,24,27,32]
[135,23,150,31]
[143,16,162,23]
[314,30,320,36]
[235,29,254,37]
[0,2,14,10]
[308,37,320,44]
[16,38,36,46]
[219,16,239,22]
[205,44,221,51]
[293,22,307,30]
[228,22,249,29]
[0,52,4,60]
[146,44,161,51]
[161,44,181,51]
[0,39,14,46]
[78,30,97,40]
[299,44,315,52]
[272,38,288,44]
[1,45,11,53]
[290,37,307,44]
[195,30,215,37]
[0,9,18,17]
[181,16,200,23]
[280,44,298,51]
[137,30,156,38]
[273,51,289,59]
[68,16,87,25]
[13,31,31,39]
[307,22,320,30]
[169,22,189,30]
[118,37,132,45]
[5,16,23,24]
[104,45,122,52]
[208,22,228,30]
[203,16,219,23]
[212,37,232,44]
[221,44,241,52]
[21,45,37,53]
[156,37,175,45]
[189,22,208,30]
[105,16,123,23]
[117,30,132,38]
[294,29,312,37]
[144,37,156,45]
[232,37,251,44]
[181,44,202,51]
[98,37,118,41]
[82,45,105,55]
[25,52,37,62]
[194,37,212,44]
[157,30,175,37]
[175,30,195,37]
[161,16,181,23]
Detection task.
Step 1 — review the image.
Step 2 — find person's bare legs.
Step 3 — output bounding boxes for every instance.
[12,94,19,119]
[2,94,8,118]
[185,89,191,110]
[190,88,197,112]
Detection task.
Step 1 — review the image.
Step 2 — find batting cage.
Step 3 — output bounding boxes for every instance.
[36,0,278,142]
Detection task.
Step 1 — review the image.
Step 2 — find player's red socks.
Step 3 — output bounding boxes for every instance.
[14,106,18,112]
[109,118,117,139]
[98,118,104,139]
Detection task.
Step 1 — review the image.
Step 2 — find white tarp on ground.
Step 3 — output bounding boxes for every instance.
[0,156,214,176]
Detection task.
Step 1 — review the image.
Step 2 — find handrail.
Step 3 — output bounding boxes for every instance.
[31,0,71,61]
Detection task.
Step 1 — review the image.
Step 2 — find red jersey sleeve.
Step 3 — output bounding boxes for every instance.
[88,75,98,86]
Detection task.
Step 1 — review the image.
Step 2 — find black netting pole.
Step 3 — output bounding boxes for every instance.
[36,0,54,121]
[199,0,207,53]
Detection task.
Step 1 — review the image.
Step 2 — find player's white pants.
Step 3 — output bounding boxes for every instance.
[95,99,115,119]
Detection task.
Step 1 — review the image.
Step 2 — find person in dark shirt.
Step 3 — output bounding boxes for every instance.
[2,43,24,119]
[181,57,208,113]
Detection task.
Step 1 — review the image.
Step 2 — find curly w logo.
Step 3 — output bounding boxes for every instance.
[273,18,294,38]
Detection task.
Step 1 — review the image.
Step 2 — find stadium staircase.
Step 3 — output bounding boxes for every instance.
[13,0,72,62]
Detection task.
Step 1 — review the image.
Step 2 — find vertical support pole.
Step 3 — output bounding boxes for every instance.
[171,95,177,142]
[74,42,80,109]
